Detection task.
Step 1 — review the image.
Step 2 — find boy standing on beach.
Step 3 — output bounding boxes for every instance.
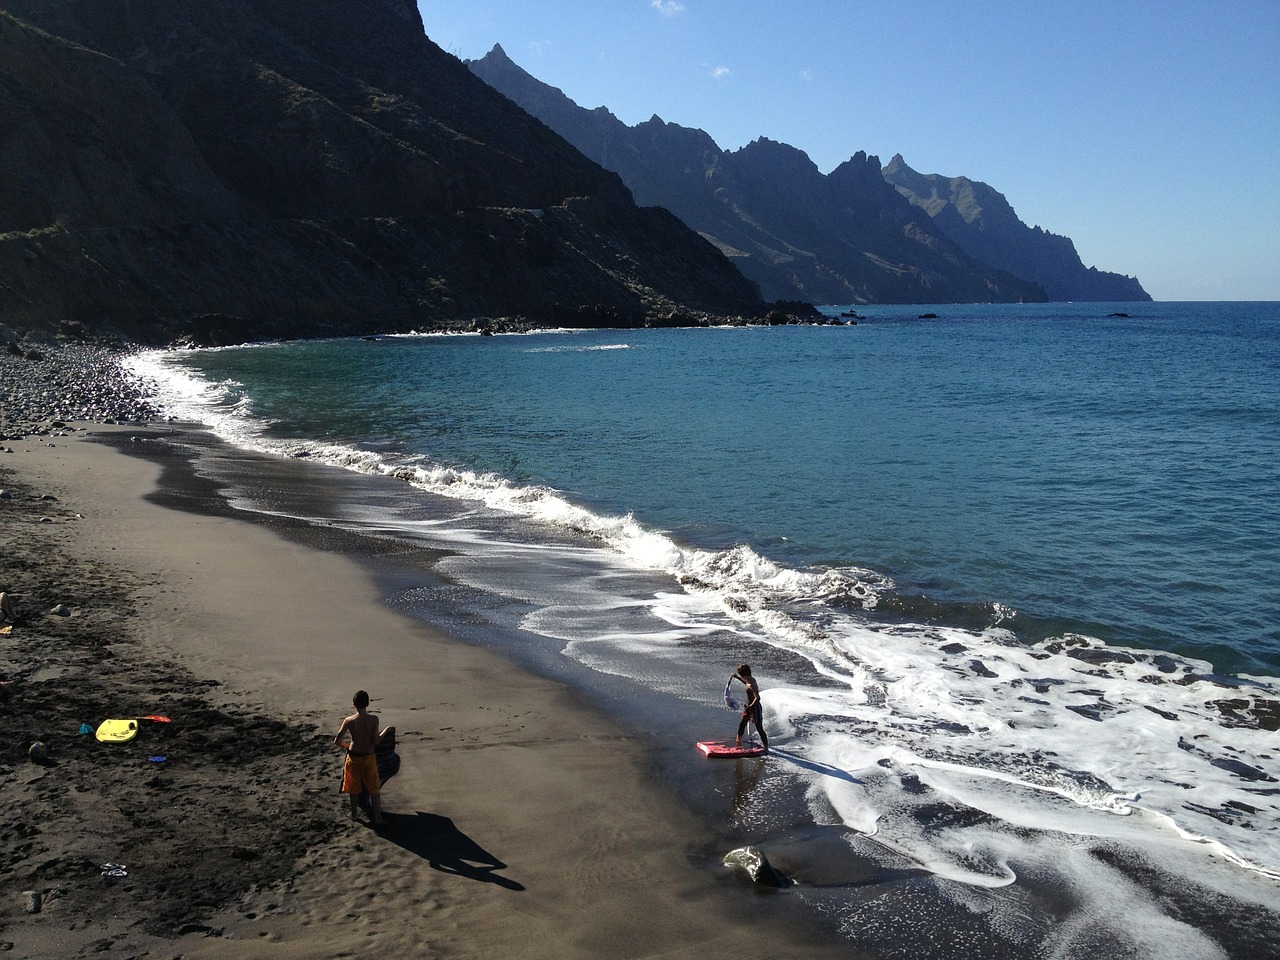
[335,690,384,824]
[734,663,769,752]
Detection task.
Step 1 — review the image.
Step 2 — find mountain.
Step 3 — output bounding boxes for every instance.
[0,0,765,344]
[882,155,1150,301]
[469,44,1046,306]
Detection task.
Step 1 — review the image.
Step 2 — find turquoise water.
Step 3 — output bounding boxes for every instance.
[154,301,1280,674]
[132,301,1280,954]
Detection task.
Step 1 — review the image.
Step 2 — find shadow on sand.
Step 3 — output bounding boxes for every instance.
[767,747,864,785]
[380,812,525,891]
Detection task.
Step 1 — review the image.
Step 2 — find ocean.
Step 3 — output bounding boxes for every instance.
[127,301,1280,958]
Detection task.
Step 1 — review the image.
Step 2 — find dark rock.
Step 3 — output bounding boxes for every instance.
[723,846,790,887]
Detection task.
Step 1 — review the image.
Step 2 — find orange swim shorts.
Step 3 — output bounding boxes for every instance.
[341,752,381,795]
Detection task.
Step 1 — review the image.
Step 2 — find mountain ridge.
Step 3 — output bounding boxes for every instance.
[0,1,767,344]
[882,155,1149,302]
[469,44,1147,304]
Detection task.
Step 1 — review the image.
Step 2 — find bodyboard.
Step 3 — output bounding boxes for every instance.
[95,718,139,743]
[697,739,766,758]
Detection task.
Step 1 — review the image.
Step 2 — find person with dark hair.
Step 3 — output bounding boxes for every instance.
[335,690,385,824]
[734,663,768,752]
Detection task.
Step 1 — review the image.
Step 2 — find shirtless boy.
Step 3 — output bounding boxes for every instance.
[734,663,769,752]
[335,690,384,824]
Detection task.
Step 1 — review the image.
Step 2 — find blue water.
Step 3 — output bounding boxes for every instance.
[132,301,1280,955]
[155,302,1280,674]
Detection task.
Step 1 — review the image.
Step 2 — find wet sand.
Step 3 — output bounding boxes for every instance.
[0,425,855,959]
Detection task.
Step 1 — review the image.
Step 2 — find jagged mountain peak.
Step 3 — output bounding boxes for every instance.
[884,155,1149,300]
[468,46,1145,303]
[829,151,891,194]
[470,50,1044,305]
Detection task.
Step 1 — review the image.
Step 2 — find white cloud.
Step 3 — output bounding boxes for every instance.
[529,40,551,57]
[711,65,731,80]
[800,68,814,82]
[651,1,685,16]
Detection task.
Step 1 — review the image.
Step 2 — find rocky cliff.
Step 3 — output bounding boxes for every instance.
[0,0,765,344]
[882,155,1150,302]
[469,44,1046,306]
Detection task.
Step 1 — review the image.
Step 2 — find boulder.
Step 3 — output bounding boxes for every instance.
[723,845,790,887]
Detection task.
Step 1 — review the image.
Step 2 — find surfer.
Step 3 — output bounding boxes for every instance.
[734,663,768,752]
[335,690,385,824]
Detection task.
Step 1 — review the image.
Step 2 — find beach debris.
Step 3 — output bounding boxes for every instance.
[28,741,48,763]
[79,723,93,734]
[100,862,128,878]
[49,603,70,616]
[21,890,41,914]
[723,845,790,888]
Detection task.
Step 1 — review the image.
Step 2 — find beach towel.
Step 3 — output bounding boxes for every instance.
[358,730,400,811]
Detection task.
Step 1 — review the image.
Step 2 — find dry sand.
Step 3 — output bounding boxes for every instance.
[1,427,854,959]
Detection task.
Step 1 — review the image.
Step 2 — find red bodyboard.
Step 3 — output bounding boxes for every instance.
[697,739,766,758]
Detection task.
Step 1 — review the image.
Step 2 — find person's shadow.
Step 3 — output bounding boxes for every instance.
[380,812,524,891]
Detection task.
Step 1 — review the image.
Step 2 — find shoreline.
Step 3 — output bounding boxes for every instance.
[1,424,854,959]
[5,338,1278,958]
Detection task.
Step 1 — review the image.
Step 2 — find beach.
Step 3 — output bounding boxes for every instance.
[0,419,855,959]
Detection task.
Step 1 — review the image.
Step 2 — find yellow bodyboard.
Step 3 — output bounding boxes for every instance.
[95,718,139,743]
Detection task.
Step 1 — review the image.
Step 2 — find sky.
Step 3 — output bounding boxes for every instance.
[419,1,1280,301]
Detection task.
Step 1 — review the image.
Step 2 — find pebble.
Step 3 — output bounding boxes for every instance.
[0,335,160,437]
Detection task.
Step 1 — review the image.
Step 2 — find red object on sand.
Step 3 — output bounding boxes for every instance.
[138,715,171,723]
[697,739,767,758]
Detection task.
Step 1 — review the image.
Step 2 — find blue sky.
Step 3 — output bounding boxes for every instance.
[419,1,1279,301]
